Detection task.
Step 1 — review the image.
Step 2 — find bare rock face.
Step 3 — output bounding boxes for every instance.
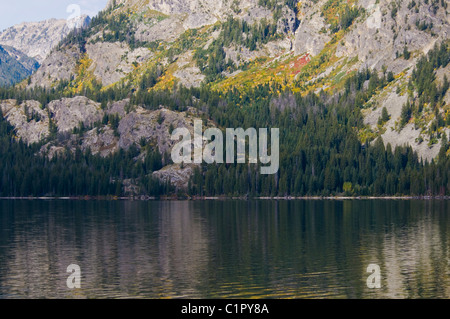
[117,106,161,151]
[135,16,186,43]
[174,67,205,88]
[30,41,153,89]
[81,126,119,157]
[172,51,205,87]
[117,0,275,44]
[294,0,331,56]
[107,99,130,117]
[107,0,283,37]
[152,164,197,190]
[48,96,103,133]
[86,42,152,86]
[380,123,449,163]
[0,16,90,64]
[118,107,201,155]
[108,0,259,21]
[0,99,49,145]
[28,45,81,89]
[241,5,274,25]
[182,12,218,30]
[336,0,450,72]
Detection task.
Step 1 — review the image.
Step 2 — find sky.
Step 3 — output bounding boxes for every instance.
[0,0,109,31]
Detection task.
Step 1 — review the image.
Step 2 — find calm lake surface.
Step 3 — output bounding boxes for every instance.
[0,199,449,299]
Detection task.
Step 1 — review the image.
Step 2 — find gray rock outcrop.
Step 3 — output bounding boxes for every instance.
[294,0,331,56]
[86,42,152,86]
[0,16,90,64]
[0,99,49,145]
[48,96,103,133]
[28,44,82,89]
[153,164,197,190]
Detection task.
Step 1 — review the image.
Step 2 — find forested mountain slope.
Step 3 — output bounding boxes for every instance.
[0,45,39,87]
[0,0,449,197]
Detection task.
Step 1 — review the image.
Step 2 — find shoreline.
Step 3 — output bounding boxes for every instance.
[0,195,449,201]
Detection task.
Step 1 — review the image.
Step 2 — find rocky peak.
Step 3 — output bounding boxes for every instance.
[107,0,258,16]
[0,15,90,64]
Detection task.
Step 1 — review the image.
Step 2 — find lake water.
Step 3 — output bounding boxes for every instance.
[0,199,449,299]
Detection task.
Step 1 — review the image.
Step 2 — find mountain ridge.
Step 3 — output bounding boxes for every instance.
[0,15,91,64]
[0,44,39,87]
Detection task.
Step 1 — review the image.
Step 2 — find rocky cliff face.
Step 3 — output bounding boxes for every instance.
[294,0,331,56]
[0,94,208,190]
[26,44,81,89]
[107,0,259,20]
[0,99,49,144]
[86,42,152,86]
[0,16,90,64]
[336,0,449,72]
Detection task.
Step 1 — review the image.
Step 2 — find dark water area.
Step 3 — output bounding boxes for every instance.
[0,199,449,299]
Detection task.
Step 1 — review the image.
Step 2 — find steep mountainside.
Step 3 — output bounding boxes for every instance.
[0,15,91,64]
[0,45,39,87]
[0,0,449,197]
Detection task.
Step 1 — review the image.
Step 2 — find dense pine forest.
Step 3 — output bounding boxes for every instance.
[0,113,171,197]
